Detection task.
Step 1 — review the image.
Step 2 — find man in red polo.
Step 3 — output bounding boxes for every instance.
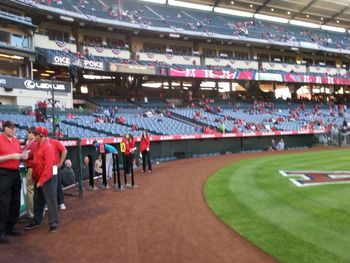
[25,126,59,233]
[0,121,28,244]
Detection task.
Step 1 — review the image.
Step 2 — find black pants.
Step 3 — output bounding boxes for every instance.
[57,168,64,205]
[33,175,59,227]
[125,154,131,175]
[0,168,21,234]
[141,151,152,172]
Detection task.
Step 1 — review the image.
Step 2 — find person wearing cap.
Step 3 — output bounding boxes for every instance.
[22,126,38,220]
[0,121,28,244]
[25,126,59,233]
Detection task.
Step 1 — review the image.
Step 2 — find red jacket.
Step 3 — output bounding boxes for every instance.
[49,138,67,166]
[23,140,38,168]
[32,139,55,185]
[140,136,150,152]
[123,137,135,155]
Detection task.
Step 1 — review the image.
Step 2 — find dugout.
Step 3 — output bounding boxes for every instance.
[64,133,316,172]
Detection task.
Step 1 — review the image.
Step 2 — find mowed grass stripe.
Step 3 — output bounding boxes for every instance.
[231,153,350,261]
[205,149,350,263]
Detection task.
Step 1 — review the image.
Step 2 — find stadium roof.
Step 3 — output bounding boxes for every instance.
[183,0,350,29]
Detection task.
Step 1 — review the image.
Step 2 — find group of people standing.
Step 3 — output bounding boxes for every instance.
[93,130,152,180]
[0,121,67,244]
[0,122,153,245]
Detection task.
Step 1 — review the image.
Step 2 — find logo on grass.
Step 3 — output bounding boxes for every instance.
[279,170,350,187]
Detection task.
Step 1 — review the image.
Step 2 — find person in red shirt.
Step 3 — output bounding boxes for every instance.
[140,130,152,173]
[0,121,28,244]
[122,133,135,175]
[25,127,59,233]
[49,138,67,210]
[22,126,38,220]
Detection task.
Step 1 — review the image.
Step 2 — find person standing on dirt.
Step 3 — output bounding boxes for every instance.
[22,126,38,221]
[0,121,28,244]
[25,126,59,233]
[122,134,136,175]
[140,130,152,173]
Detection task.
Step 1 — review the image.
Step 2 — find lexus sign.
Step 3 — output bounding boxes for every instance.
[24,80,66,91]
[0,76,70,93]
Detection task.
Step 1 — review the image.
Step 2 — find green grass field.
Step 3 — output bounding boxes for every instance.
[204,149,350,263]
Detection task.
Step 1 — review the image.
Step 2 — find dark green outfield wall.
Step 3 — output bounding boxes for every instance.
[64,134,316,171]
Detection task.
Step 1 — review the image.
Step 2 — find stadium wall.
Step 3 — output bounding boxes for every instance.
[64,134,315,172]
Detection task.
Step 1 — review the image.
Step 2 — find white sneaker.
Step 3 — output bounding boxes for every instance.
[60,204,66,210]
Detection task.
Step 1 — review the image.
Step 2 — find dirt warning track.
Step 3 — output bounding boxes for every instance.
[0,151,287,263]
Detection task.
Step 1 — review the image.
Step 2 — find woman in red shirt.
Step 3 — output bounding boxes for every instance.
[140,130,152,173]
[122,133,135,175]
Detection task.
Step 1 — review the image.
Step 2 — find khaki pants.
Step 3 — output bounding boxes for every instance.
[26,168,34,218]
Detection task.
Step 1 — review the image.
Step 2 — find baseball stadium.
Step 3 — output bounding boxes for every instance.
[0,0,350,262]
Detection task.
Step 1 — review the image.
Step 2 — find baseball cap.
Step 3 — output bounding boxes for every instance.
[3,120,17,128]
[35,126,49,137]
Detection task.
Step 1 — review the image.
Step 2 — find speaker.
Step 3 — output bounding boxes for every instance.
[4,87,13,92]
[69,65,80,84]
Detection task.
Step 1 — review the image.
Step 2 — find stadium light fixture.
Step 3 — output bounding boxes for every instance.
[168,0,213,11]
[214,7,254,17]
[321,25,346,33]
[289,20,320,29]
[142,82,162,88]
[140,0,166,4]
[80,85,88,94]
[169,33,180,38]
[83,75,112,80]
[254,14,288,23]
[60,15,74,22]
[0,53,24,60]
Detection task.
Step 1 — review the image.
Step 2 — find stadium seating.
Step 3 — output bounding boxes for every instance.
[33,0,350,50]
[1,99,348,140]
